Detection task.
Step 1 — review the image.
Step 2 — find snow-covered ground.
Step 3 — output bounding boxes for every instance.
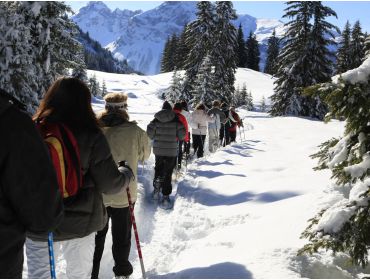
[25,68,370,278]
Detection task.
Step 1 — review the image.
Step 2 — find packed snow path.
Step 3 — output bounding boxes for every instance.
[96,111,351,279]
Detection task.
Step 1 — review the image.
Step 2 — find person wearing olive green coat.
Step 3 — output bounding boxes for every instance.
[92,93,151,279]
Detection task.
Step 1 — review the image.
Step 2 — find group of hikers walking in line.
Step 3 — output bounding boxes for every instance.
[0,77,244,279]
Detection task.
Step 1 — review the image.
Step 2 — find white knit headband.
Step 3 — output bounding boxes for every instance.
[105,101,127,108]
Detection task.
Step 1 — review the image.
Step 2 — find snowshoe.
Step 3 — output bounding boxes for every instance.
[152,177,163,200]
[159,195,173,210]
[114,275,130,279]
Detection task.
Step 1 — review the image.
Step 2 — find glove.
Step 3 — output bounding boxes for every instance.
[118,161,135,190]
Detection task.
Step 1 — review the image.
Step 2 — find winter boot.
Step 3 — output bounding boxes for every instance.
[152,177,163,200]
[160,195,172,209]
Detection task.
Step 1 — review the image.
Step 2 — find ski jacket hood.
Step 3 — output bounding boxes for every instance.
[154,109,176,123]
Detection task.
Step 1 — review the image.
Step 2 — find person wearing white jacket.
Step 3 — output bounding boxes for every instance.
[207,100,226,153]
[190,103,214,158]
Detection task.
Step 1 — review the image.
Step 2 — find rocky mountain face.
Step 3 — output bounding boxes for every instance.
[72,1,285,74]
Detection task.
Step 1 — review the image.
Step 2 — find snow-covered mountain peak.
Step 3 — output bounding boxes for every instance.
[73,1,285,74]
[80,1,111,14]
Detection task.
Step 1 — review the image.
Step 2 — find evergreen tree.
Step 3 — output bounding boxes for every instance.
[0,2,38,112]
[300,57,370,267]
[184,1,216,100]
[365,34,370,58]
[336,21,352,74]
[270,1,313,117]
[88,74,101,97]
[0,2,83,113]
[212,1,238,103]
[270,1,338,120]
[176,24,190,70]
[303,1,339,118]
[101,80,108,97]
[245,32,260,71]
[350,20,366,69]
[72,49,88,82]
[264,30,280,75]
[234,84,241,105]
[236,23,247,67]
[192,55,215,106]
[260,96,267,112]
[25,2,83,98]
[246,91,254,111]
[161,36,172,73]
[166,68,184,103]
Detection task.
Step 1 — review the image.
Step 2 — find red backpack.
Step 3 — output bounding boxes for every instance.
[36,122,83,199]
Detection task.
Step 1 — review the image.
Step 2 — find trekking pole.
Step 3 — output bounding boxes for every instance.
[48,232,56,279]
[141,161,145,176]
[239,127,242,143]
[119,161,146,279]
[127,188,146,279]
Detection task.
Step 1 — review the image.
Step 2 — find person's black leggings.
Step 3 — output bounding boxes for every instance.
[154,155,177,195]
[92,207,133,278]
[192,134,206,158]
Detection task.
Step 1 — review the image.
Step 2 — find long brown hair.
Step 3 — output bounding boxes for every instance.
[33,77,99,130]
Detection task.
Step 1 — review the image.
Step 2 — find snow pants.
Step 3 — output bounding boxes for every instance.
[26,233,95,278]
[229,130,237,143]
[177,140,184,169]
[92,207,133,278]
[219,124,230,146]
[192,134,206,158]
[208,127,219,153]
[154,155,177,195]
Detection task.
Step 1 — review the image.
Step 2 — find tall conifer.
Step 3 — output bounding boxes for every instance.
[264,30,280,75]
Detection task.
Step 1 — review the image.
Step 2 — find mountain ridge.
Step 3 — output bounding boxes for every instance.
[72,1,286,74]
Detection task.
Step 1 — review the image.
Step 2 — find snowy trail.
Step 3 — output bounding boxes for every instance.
[24,69,362,278]
[122,111,346,279]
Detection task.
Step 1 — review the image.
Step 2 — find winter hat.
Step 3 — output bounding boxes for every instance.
[162,100,172,110]
[104,92,128,111]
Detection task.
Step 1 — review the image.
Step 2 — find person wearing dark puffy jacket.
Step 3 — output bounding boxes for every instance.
[147,101,186,206]
[25,78,133,279]
[0,90,63,279]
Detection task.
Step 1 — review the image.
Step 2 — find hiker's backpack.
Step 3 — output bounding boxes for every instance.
[36,121,83,199]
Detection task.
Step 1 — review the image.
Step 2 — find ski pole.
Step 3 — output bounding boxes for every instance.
[48,232,56,279]
[119,161,146,279]
[141,161,145,176]
[127,188,146,279]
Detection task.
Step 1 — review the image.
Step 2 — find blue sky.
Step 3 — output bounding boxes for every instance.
[66,1,370,32]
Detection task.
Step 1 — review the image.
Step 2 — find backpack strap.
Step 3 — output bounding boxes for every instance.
[58,124,82,190]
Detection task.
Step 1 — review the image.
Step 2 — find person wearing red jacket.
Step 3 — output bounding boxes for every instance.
[227,106,243,143]
[173,102,189,169]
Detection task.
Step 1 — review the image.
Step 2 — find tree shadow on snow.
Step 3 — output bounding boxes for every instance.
[178,183,301,207]
[177,184,252,206]
[200,160,234,166]
[255,191,301,203]
[151,262,253,279]
[192,169,246,179]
